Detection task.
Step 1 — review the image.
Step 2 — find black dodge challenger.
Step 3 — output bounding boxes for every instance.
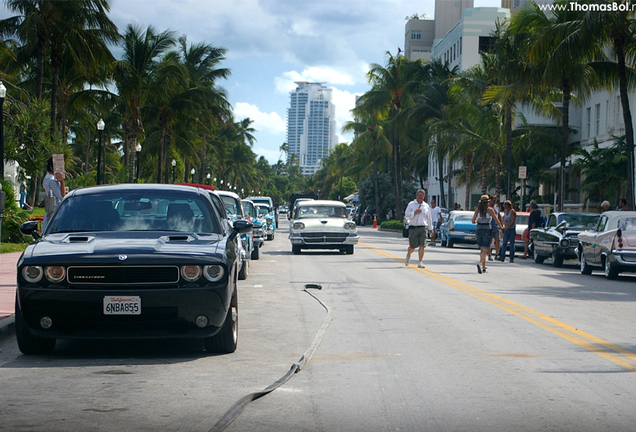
[16,184,252,355]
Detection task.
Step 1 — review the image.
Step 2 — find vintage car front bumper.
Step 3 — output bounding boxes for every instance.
[289,231,359,247]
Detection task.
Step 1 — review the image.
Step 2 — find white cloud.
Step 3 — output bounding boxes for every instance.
[331,87,362,144]
[274,64,367,95]
[233,102,286,135]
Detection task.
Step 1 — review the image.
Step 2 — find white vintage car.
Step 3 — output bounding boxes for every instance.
[577,211,636,279]
[289,200,359,254]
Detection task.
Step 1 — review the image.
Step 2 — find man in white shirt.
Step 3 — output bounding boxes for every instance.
[429,198,443,245]
[404,189,434,268]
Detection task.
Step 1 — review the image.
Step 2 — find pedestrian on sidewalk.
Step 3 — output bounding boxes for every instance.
[522,200,541,259]
[472,194,503,273]
[404,189,434,268]
[499,200,517,262]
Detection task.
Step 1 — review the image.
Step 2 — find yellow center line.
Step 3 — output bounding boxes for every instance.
[359,241,636,372]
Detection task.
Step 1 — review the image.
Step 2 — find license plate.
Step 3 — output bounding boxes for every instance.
[103,296,141,315]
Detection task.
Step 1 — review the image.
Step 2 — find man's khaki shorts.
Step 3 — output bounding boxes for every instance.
[408,225,428,249]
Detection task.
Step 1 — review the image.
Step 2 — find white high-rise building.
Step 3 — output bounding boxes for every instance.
[286,82,337,175]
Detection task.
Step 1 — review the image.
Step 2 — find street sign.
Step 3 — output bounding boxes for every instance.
[424,181,430,188]
[519,166,527,179]
[450,178,456,187]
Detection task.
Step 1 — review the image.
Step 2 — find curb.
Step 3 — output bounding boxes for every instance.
[0,315,15,342]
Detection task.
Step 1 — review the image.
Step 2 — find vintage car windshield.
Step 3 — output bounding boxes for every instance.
[617,217,636,231]
[454,215,473,223]
[257,206,270,217]
[516,215,529,225]
[48,192,219,234]
[220,196,241,217]
[297,205,346,219]
[559,214,599,229]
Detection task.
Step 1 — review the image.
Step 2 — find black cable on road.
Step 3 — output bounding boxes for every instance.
[208,284,333,432]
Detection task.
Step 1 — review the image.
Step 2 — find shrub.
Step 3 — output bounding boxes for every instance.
[1,180,33,243]
[380,219,404,230]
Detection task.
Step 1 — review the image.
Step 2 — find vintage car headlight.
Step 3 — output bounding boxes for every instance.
[181,265,202,282]
[44,266,66,283]
[344,222,356,230]
[559,238,570,249]
[293,222,305,230]
[22,266,43,283]
[203,265,225,282]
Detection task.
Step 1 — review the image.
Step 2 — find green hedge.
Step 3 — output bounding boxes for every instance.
[380,219,403,230]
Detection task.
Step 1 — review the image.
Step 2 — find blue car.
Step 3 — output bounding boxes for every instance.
[439,210,477,248]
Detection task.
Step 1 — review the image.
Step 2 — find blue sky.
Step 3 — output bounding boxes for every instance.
[1,0,502,164]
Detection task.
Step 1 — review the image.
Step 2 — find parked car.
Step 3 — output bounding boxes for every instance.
[216,190,252,280]
[289,200,359,254]
[577,211,636,279]
[255,203,276,240]
[16,184,252,355]
[242,199,263,260]
[247,196,278,226]
[530,212,600,267]
[439,210,477,248]
[361,205,377,226]
[513,211,530,250]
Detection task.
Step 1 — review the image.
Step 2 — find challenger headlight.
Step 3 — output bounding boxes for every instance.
[344,222,356,230]
[181,265,202,282]
[44,266,66,283]
[293,222,305,230]
[203,265,225,282]
[22,266,43,283]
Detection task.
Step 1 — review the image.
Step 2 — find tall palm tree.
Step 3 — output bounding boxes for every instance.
[343,109,390,222]
[112,24,176,183]
[579,0,636,210]
[510,0,598,211]
[360,52,421,219]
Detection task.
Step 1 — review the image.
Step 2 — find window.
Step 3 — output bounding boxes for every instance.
[595,103,601,136]
[411,30,421,40]
[586,107,591,138]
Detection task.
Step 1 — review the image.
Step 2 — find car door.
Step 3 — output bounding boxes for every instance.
[537,214,557,255]
[589,216,608,265]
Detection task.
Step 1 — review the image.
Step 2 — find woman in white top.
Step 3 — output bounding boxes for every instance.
[42,157,65,230]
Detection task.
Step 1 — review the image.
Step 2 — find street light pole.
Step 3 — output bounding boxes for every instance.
[96,119,105,185]
[190,168,195,183]
[0,82,6,180]
[135,143,142,182]
[171,159,176,183]
[207,173,211,185]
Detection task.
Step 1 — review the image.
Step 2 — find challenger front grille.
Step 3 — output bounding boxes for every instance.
[67,266,180,285]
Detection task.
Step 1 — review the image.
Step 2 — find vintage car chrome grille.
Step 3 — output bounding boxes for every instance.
[67,266,180,285]
[300,232,349,244]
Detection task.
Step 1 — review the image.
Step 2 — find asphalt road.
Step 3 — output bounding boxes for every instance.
[2,224,636,432]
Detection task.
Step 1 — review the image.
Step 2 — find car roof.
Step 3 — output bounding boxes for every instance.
[174,182,215,191]
[297,200,346,207]
[68,183,208,198]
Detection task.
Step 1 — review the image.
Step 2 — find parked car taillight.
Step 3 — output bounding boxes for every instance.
[617,229,623,249]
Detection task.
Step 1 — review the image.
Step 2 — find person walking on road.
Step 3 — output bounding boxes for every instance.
[404,189,434,268]
[429,198,443,245]
[472,194,503,273]
[488,195,501,261]
[499,200,517,262]
[42,156,65,230]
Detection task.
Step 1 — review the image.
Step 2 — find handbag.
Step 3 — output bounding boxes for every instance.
[44,193,57,215]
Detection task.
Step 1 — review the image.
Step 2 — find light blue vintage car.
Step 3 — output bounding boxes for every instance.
[255,203,276,240]
[439,210,477,248]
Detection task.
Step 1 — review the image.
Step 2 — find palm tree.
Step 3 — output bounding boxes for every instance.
[510,0,598,211]
[343,109,390,222]
[579,1,636,210]
[112,24,176,183]
[360,52,421,219]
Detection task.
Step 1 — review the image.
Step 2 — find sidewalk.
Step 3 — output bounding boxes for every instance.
[0,251,21,340]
